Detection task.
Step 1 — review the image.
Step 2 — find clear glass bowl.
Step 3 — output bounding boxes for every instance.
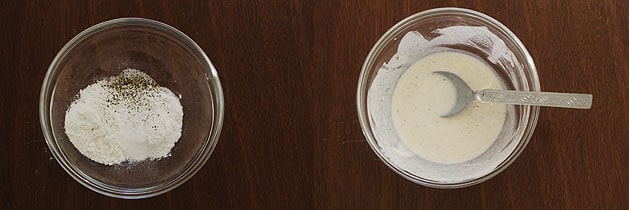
[39,18,224,198]
[357,8,540,188]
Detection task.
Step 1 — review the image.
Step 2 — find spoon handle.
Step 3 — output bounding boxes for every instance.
[479,89,593,109]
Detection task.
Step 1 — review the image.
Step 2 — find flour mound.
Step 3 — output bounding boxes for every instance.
[64,68,183,165]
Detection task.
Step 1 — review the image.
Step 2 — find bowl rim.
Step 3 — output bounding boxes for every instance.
[39,17,224,199]
[357,7,540,188]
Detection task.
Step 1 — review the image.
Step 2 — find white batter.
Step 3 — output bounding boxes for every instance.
[392,51,506,164]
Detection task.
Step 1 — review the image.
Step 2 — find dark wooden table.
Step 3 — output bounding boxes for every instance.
[1,1,627,209]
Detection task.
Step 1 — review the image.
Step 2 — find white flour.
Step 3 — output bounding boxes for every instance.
[64,68,183,165]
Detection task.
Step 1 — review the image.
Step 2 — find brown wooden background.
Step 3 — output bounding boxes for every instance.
[0,0,627,209]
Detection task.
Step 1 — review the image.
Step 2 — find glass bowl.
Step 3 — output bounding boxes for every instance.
[357,8,540,188]
[39,18,224,198]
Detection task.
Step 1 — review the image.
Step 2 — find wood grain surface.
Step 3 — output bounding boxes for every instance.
[0,0,627,209]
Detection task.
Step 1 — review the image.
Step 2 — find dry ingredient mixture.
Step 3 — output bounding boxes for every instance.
[64,68,183,165]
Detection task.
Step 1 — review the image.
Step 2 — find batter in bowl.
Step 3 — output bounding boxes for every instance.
[391,51,506,164]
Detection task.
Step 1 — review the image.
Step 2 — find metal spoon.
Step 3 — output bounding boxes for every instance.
[433,71,593,118]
